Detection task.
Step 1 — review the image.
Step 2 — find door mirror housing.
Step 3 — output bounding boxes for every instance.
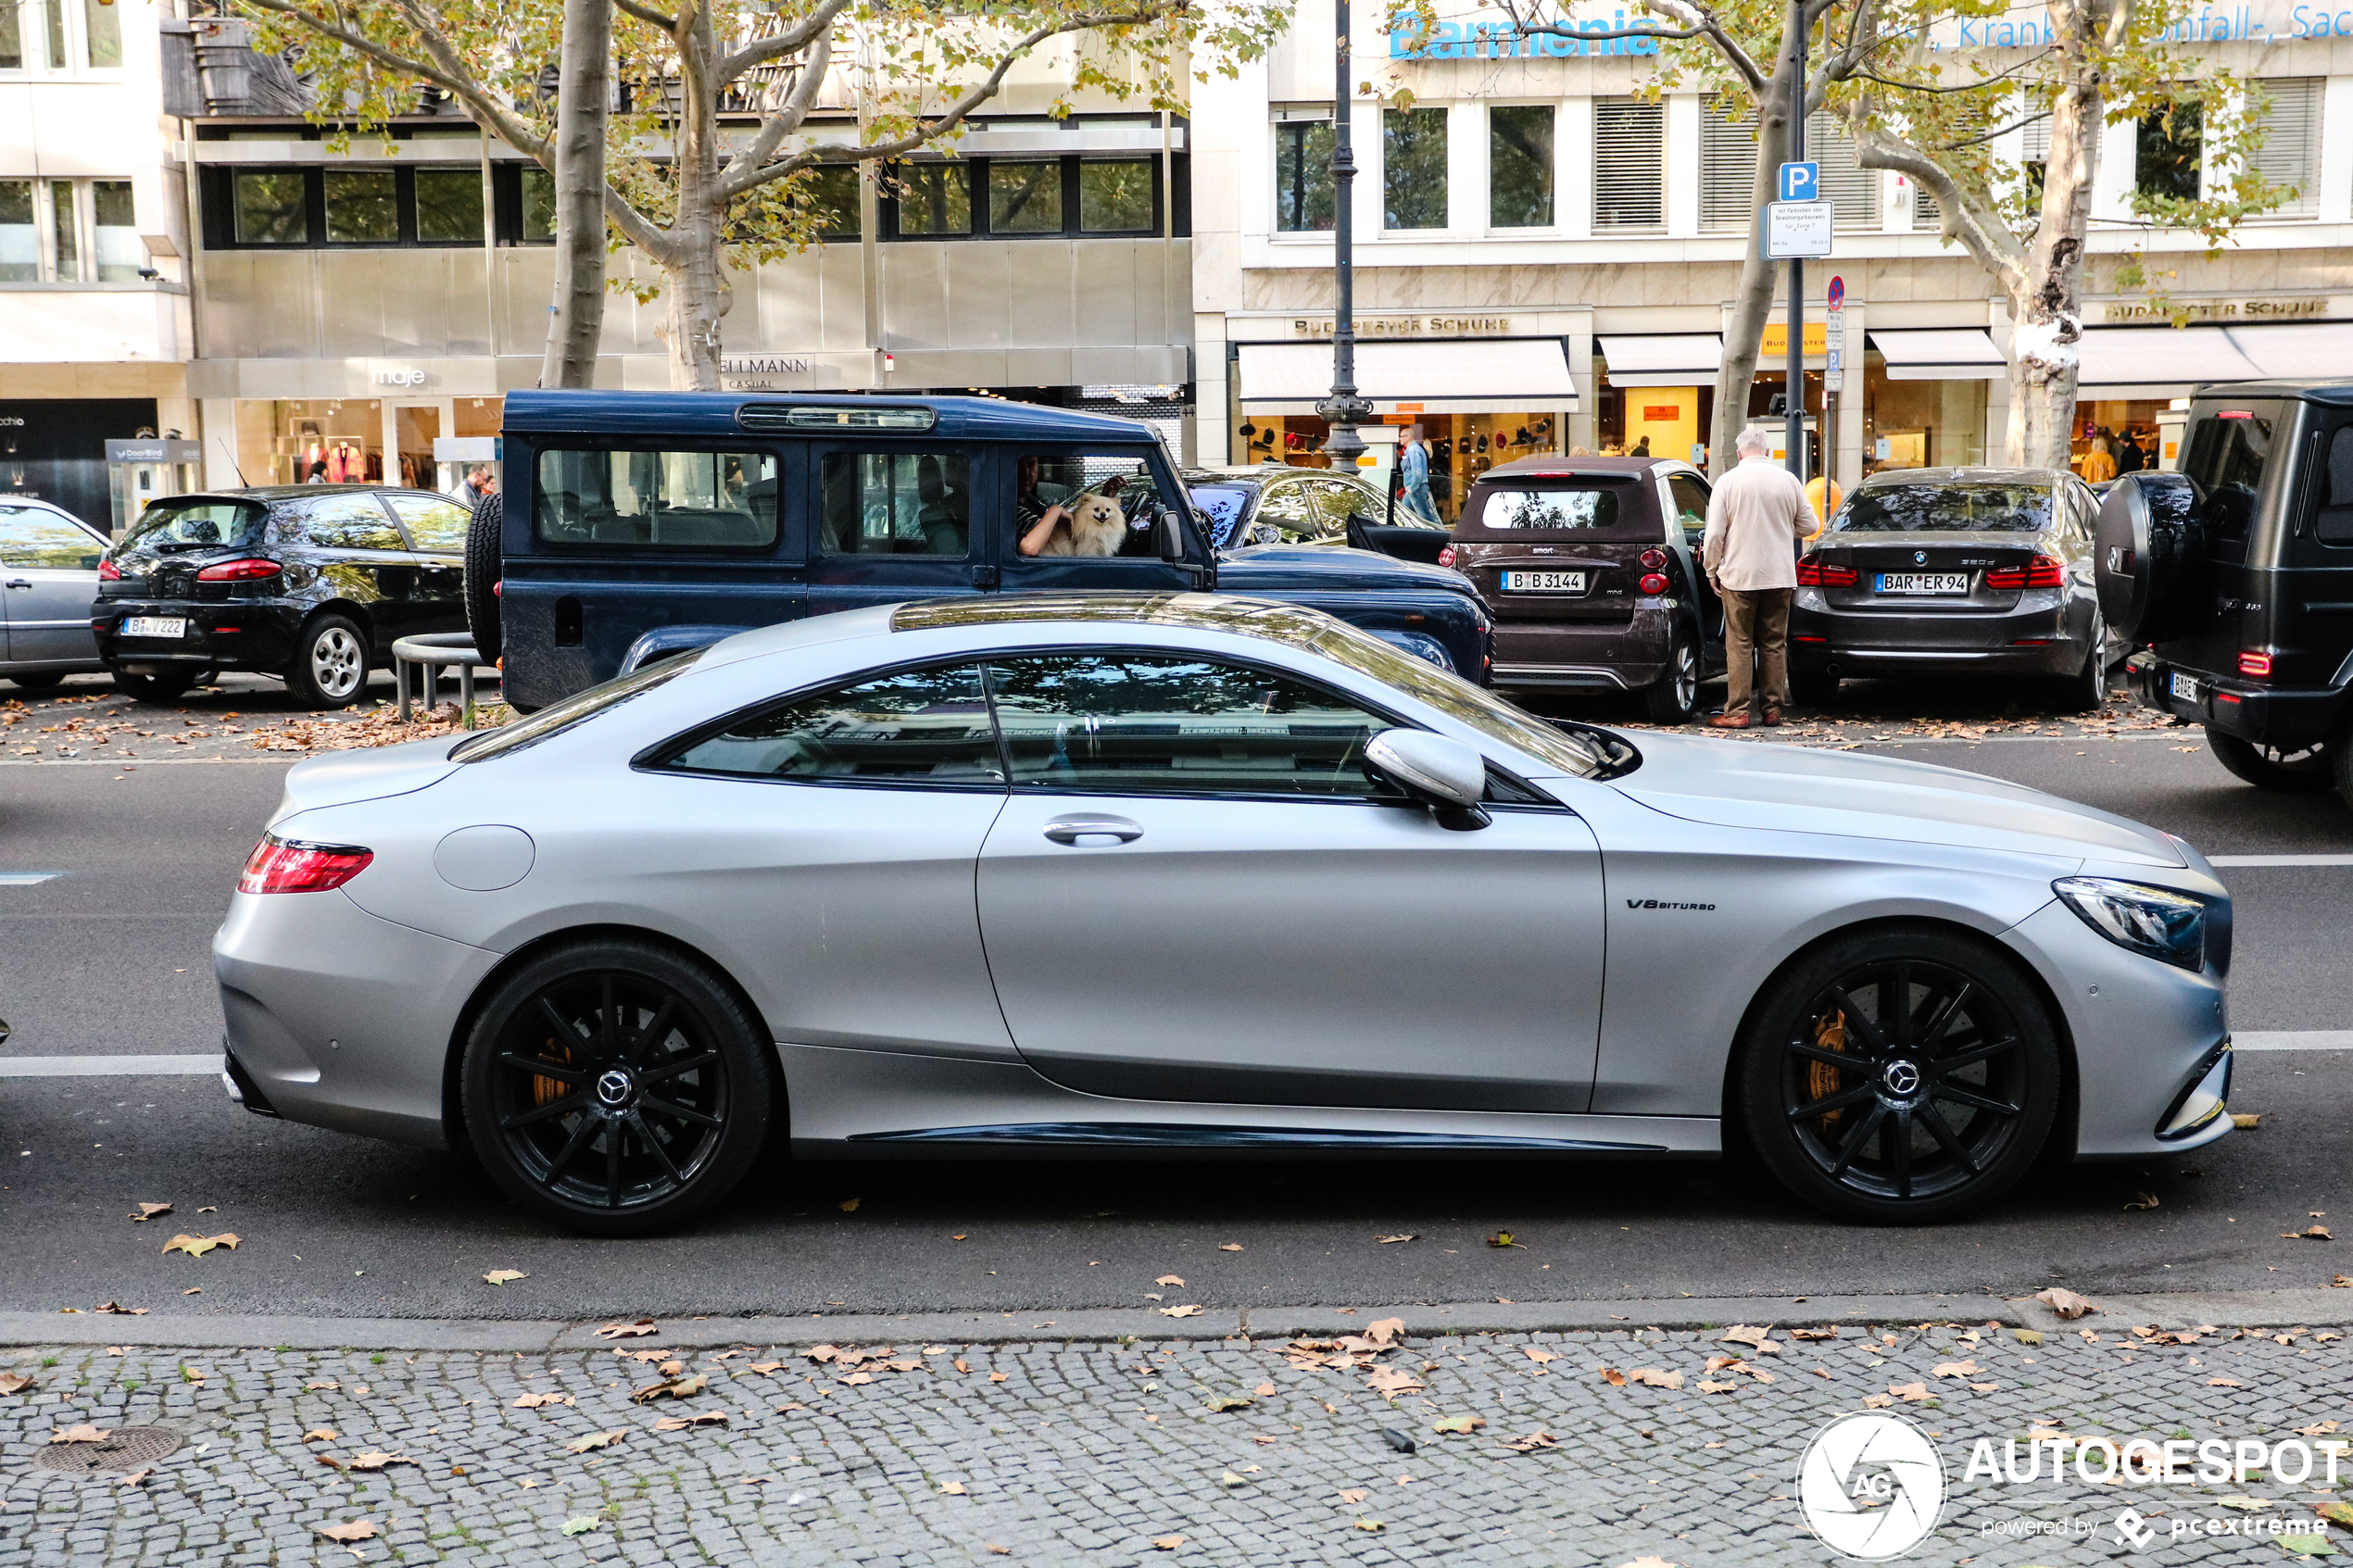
[1153,507,1187,561]
[1364,728,1490,830]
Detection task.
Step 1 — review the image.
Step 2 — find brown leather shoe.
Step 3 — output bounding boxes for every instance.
[1706,712,1754,730]
[1762,708,1782,726]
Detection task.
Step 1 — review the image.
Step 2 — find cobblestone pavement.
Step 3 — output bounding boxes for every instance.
[6,1315,2351,1566]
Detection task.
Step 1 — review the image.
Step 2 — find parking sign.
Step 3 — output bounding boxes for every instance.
[1779,161,1819,202]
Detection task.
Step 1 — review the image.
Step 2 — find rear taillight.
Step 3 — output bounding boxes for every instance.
[1437,546,1456,569]
[1795,557,1857,587]
[2239,651,2273,677]
[1638,572,1669,595]
[238,834,373,895]
[1982,555,2066,590]
[1639,547,1667,571]
[196,558,283,583]
[492,581,502,596]
[97,559,120,581]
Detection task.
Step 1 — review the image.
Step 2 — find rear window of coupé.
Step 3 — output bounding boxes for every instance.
[1463,484,1626,533]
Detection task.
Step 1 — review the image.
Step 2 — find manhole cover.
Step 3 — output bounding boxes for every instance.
[31,1426,183,1475]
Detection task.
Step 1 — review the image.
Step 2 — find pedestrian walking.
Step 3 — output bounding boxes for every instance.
[1702,426,1813,728]
[1397,424,1440,524]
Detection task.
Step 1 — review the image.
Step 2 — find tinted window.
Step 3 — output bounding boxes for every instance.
[1251,476,1365,543]
[0,509,103,569]
[1013,452,1159,559]
[1832,484,2052,533]
[985,652,1402,800]
[2183,410,2276,558]
[2316,425,2353,547]
[535,449,778,547]
[1472,487,1622,531]
[821,452,970,557]
[303,495,404,551]
[662,664,1000,784]
[386,494,471,554]
[120,498,268,553]
[1189,483,1253,548]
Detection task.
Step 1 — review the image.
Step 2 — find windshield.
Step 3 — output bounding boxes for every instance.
[1189,484,1254,548]
[1471,487,1621,531]
[449,653,701,762]
[120,498,268,554]
[1833,484,2052,533]
[1302,616,1626,780]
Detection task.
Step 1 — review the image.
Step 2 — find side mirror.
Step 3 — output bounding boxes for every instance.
[1364,728,1490,831]
[1153,507,1186,561]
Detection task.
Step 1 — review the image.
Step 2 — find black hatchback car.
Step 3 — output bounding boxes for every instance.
[94,486,472,707]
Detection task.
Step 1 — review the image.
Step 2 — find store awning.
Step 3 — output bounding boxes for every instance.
[2077,327,2262,396]
[1867,329,2006,381]
[1598,334,1723,387]
[2225,321,2353,381]
[1234,339,1577,415]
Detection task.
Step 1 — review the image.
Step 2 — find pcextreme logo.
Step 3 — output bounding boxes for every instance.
[1624,898,1718,910]
[1797,1411,1947,1560]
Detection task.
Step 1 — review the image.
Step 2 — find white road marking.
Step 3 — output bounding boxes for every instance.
[2209,854,2353,867]
[0,872,62,884]
[0,1055,220,1077]
[2234,1032,2353,1051]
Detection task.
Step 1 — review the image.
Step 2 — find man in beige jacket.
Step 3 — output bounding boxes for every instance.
[1702,427,1816,728]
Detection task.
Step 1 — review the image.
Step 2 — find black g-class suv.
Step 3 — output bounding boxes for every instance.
[2104,379,2353,797]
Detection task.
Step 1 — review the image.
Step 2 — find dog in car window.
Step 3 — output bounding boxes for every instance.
[1033,492,1126,557]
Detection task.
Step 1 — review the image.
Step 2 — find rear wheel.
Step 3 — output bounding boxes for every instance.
[1642,633,1701,725]
[460,938,772,1236]
[2047,627,2107,714]
[112,670,195,704]
[2207,729,2334,794]
[285,614,369,709]
[464,491,503,663]
[7,671,65,690]
[1737,926,2059,1223]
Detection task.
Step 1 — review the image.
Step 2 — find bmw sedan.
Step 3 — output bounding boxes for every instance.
[1789,467,2108,711]
[216,594,2234,1235]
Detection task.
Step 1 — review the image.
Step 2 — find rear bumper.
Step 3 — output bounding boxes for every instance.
[1490,604,1678,691]
[94,600,304,675]
[2124,650,2347,750]
[1789,593,2088,676]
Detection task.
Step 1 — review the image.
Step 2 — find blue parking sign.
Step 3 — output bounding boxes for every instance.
[1779,161,1819,202]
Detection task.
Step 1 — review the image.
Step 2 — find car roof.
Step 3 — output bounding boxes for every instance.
[144,486,432,506]
[1183,464,1370,483]
[1474,455,1680,481]
[503,389,1160,442]
[2195,379,2353,406]
[1857,466,2064,488]
[888,592,1343,646]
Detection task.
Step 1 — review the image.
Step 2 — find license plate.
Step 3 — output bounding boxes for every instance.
[120,616,187,639]
[2171,671,2199,701]
[1500,570,1588,594]
[1876,573,1970,596]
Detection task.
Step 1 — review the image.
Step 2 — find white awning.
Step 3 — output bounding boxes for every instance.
[2077,327,2262,396]
[1234,339,1577,415]
[2226,321,2353,381]
[1598,334,1723,387]
[1867,329,2006,381]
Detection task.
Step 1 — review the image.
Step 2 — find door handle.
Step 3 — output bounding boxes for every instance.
[1042,815,1142,846]
[4,579,29,589]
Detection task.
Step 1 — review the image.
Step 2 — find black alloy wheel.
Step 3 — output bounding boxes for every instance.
[2207,729,2334,795]
[461,939,772,1236]
[2048,621,2108,714]
[1739,928,2058,1223]
[113,669,197,704]
[1643,632,1702,725]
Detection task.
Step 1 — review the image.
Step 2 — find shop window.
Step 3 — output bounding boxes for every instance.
[1080,160,1154,232]
[1383,107,1449,231]
[1489,105,1554,228]
[2136,103,2203,205]
[988,161,1063,233]
[414,168,484,243]
[1592,97,1664,232]
[520,166,556,241]
[324,169,398,244]
[237,400,384,488]
[233,170,309,245]
[1274,117,1336,232]
[895,164,973,235]
[91,180,137,280]
[0,182,33,281]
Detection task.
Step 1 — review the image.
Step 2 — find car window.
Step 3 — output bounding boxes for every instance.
[119,498,267,554]
[385,494,472,554]
[1188,483,1253,548]
[1667,474,1710,533]
[820,452,972,558]
[1469,486,1623,531]
[301,494,405,551]
[0,509,104,569]
[2317,425,2353,547]
[658,663,1002,784]
[535,448,779,547]
[1832,484,2052,533]
[984,651,1405,801]
[2183,408,2279,559]
[1012,451,1160,559]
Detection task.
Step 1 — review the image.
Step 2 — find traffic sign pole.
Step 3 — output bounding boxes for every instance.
[1785,27,1806,483]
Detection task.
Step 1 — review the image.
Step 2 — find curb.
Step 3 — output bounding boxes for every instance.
[7,1287,2347,1354]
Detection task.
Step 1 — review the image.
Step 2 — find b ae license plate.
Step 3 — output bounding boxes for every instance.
[2171,671,2200,701]
[1500,570,1588,594]
[1876,572,1969,596]
[120,616,187,639]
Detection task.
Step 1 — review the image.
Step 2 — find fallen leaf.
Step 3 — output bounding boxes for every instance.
[1617,1558,1680,1568]
[1600,1367,1628,1386]
[938,1481,968,1495]
[1253,1383,1277,1397]
[1431,1414,1485,1434]
[653,1411,729,1431]
[562,1430,627,1454]
[2124,1192,2161,1211]
[1524,1347,1556,1365]
[1218,1470,1249,1488]
[2033,1287,2098,1320]
[314,1522,378,1544]
[182,1288,201,1296]
[511,1392,575,1409]
[306,1379,341,1391]
[302,1428,338,1444]
[1364,1316,1404,1345]
[129,1203,172,1223]
[560,1517,599,1537]
[2220,1498,2270,1512]
[119,1469,151,1487]
[1218,1243,1243,1252]
[2322,1502,2353,1527]
[0,1372,35,1395]
[2233,1112,2261,1129]
[840,1373,873,1386]
[1789,1326,1838,1341]
[1354,1520,1385,1533]
[595,1320,658,1340]
[1365,1366,1425,1397]
[1890,1382,1933,1403]
[1500,1428,1558,1452]
[346,1451,415,1472]
[988,1372,1008,1384]
[2284,1225,2334,1241]
[483,1270,528,1286]
[1931,1361,1982,1379]
[2012,1329,2045,1346]
[1485,1232,1523,1248]
[2301,1422,2342,1437]
[2208,1377,2245,1387]
[1863,1393,1893,1409]
[1154,1274,1185,1286]
[632,1374,710,1403]
[1718,1325,1779,1354]
[1151,1536,1185,1550]
[1697,1379,1739,1394]
[1628,1368,1684,1389]
[1339,1489,1368,1504]
[1160,1305,1203,1319]
[1204,1396,1253,1412]
[986,1546,1011,1556]
[1374,1234,1416,1244]
[657,1361,686,1376]
[51,1424,110,1444]
[953,1360,971,1374]
[2280,1534,2335,1558]
[160,1233,239,1258]
[1969,1382,2003,1392]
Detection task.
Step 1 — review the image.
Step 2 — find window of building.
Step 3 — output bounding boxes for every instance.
[208,164,555,248]
[233,170,309,245]
[820,452,973,558]
[519,166,556,240]
[797,165,861,238]
[0,178,139,282]
[1490,105,1554,228]
[1592,96,1665,232]
[1383,107,1449,231]
[2251,77,2322,217]
[1702,101,1879,232]
[0,0,119,70]
[883,155,1164,240]
[895,163,973,235]
[1274,115,1336,232]
[0,5,19,69]
[324,169,398,243]
[91,180,136,279]
[49,180,77,279]
[413,168,484,242]
[988,161,1063,233]
[0,182,33,281]
[2136,103,2203,204]
[1080,160,1154,232]
[80,0,117,66]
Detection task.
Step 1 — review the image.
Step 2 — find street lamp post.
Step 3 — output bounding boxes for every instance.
[1315,0,1374,470]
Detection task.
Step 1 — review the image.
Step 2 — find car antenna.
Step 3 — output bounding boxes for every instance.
[212,433,248,488]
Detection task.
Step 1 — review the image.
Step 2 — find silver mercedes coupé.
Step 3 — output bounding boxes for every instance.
[215,594,2234,1234]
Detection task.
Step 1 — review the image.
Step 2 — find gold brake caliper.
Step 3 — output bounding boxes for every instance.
[1811,1010,1848,1133]
[534,1038,573,1108]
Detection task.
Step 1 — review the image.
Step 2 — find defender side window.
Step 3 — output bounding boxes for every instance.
[820,452,973,558]
[2316,426,2353,547]
[1012,451,1160,558]
[535,449,778,547]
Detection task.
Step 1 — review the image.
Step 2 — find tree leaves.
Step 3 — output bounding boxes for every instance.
[314,1521,377,1544]
[1159,1305,1203,1319]
[1365,1366,1425,1398]
[1430,1414,1484,1434]
[513,1392,575,1409]
[483,1269,528,1286]
[51,1424,110,1444]
[1203,1396,1253,1412]
[1373,1234,1416,1244]
[160,1233,239,1258]
[347,1451,415,1472]
[0,1372,35,1396]
[129,1202,172,1223]
[560,1517,600,1537]
[653,1410,730,1431]
[2033,1287,2098,1320]
[1500,1429,1558,1453]
[562,1430,626,1454]
[596,1320,658,1340]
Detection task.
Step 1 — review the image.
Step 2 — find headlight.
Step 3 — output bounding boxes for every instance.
[2053,876,2208,970]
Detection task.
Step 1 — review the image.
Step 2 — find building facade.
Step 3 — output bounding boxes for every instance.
[1191,0,2353,515]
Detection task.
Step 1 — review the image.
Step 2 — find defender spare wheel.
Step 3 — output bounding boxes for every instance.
[464,491,504,664]
[2095,470,2208,644]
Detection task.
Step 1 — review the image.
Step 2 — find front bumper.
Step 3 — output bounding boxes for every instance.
[1790,593,2086,677]
[94,600,303,675]
[2123,650,2346,750]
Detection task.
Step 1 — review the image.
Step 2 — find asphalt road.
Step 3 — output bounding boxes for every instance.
[5,675,2353,1322]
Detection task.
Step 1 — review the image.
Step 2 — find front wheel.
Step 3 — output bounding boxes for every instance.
[2208,729,2334,794]
[1642,633,1701,725]
[286,614,370,709]
[459,939,773,1236]
[1736,926,2059,1223]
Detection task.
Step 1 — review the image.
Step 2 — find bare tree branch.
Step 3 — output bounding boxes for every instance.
[612,0,676,29]
[722,27,833,182]
[1852,50,2056,94]
[1934,109,2048,150]
[717,0,852,82]
[1854,118,2027,288]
